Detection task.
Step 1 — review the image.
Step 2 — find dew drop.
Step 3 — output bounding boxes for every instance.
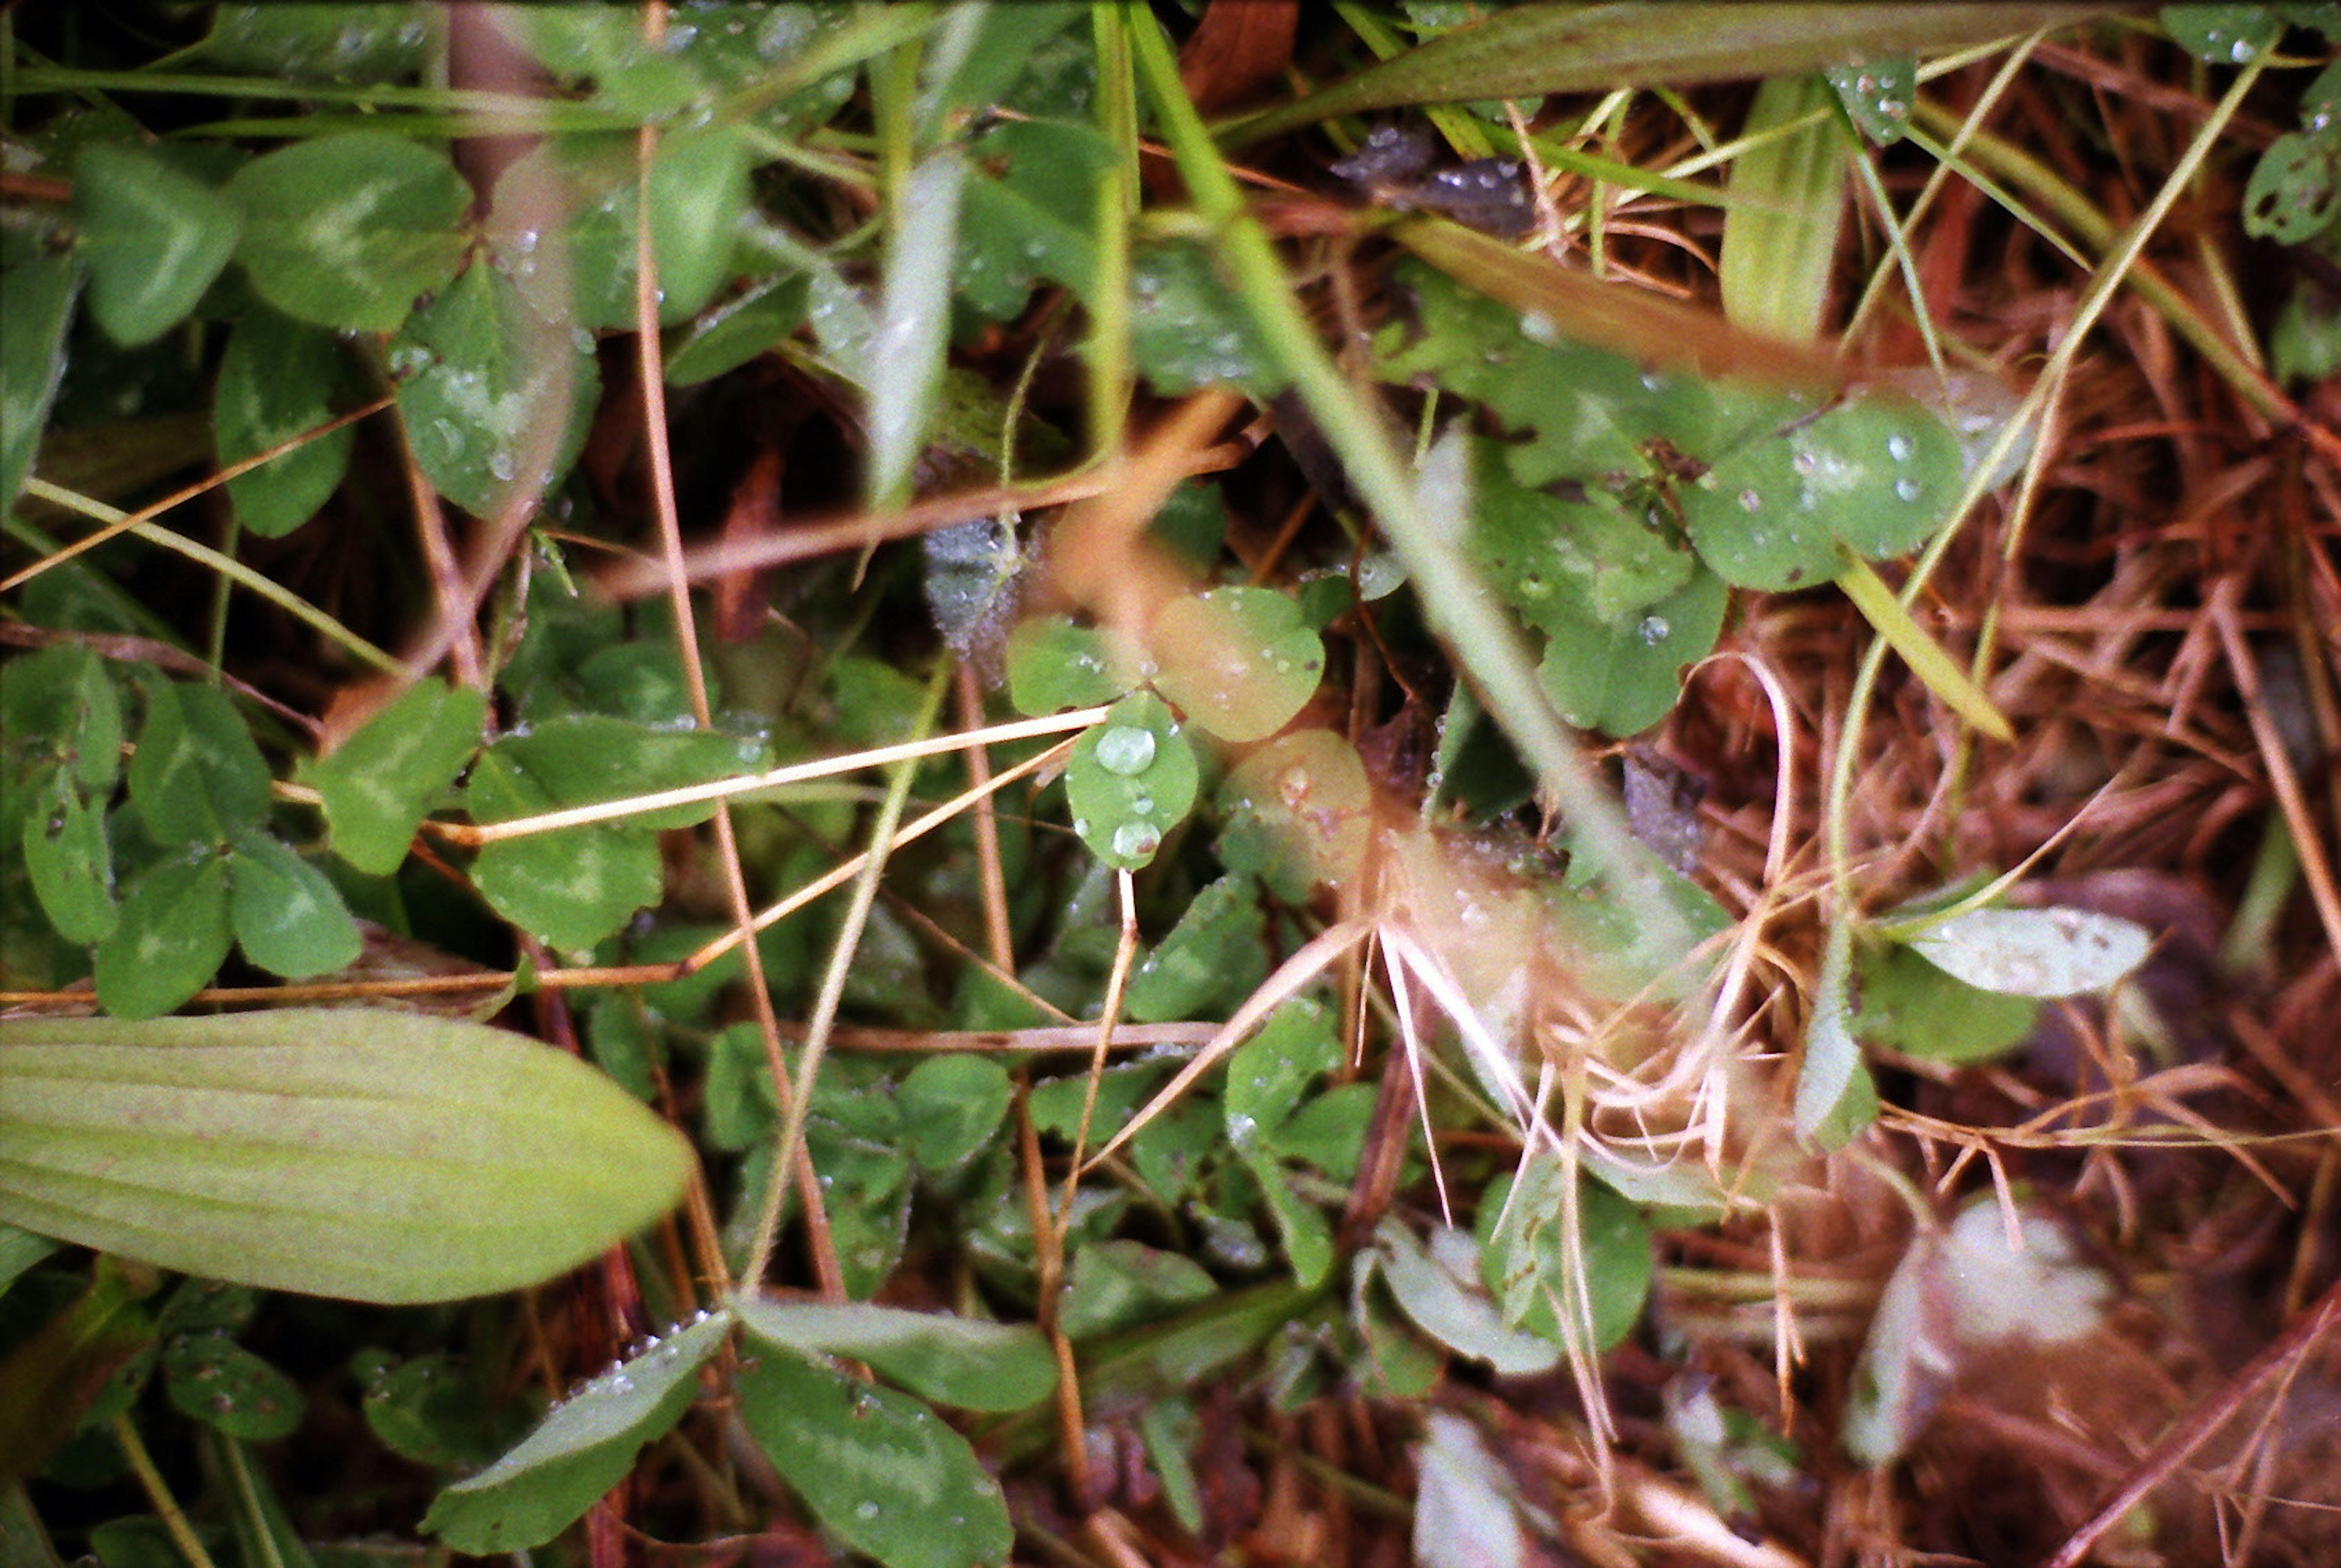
[1738,488,1764,513]
[1092,725,1156,775]
[857,1501,881,1521]
[1886,432,1915,461]
[1893,476,1922,502]
[1639,615,1671,644]
[1111,822,1160,860]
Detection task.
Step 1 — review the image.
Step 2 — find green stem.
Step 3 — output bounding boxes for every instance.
[111,1414,220,1568]
[21,478,404,676]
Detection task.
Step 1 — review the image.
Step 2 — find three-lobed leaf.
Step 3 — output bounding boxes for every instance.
[305,679,486,875]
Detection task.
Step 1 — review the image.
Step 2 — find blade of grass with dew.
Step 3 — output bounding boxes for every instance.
[1222,4,2123,145]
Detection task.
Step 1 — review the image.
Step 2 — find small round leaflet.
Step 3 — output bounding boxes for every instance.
[1066,692,1198,871]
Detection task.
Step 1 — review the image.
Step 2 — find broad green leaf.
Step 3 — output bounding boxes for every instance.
[1057,1238,1218,1340]
[213,307,357,538]
[0,1224,60,1297]
[1534,567,1728,737]
[1223,1000,1339,1153]
[647,126,752,321]
[1681,388,1965,591]
[463,716,763,952]
[701,1022,780,1152]
[23,773,117,945]
[955,118,1109,319]
[1792,918,1878,1148]
[736,1350,1014,1568]
[1128,241,1288,395]
[196,3,443,81]
[1465,440,1692,625]
[1,252,80,513]
[1721,74,1845,344]
[1230,4,2117,141]
[1249,1158,1334,1290]
[305,679,486,875]
[1125,873,1267,1025]
[1478,1152,1653,1354]
[1825,54,1917,145]
[732,1295,1055,1413]
[663,273,810,384]
[1064,692,1200,871]
[2243,127,2341,243]
[0,1008,694,1303]
[228,132,471,333]
[363,1353,527,1469]
[1152,586,1325,743]
[162,1335,304,1441]
[1539,834,1734,1003]
[391,263,602,519]
[1004,615,1132,716]
[493,1,871,127]
[919,2,1088,129]
[1,644,124,794]
[2160,2,2286,61]
[1853,939,2040,1064]
[895,1055,1013,1174]
[1906,905,2153,997]
[93,852,233,1021]
[73,144,242,346]
[489,134,642,332]
[127,675,273,847]
[1374,1222,1559,1377]
[1264,1081,1376,1181]
[227,828,362,980]
[868,148,969,508]
[1214,729,1374,900]
[468,826,660,956]
[157,1277,258,1338]
[424,1309,733,1552]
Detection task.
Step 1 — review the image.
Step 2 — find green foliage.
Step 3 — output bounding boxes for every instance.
[1064,691,1200,870]
[424,1310,733,1552]
[226,132,471,333]
[70,145,242,348]
[730,1294,1055,1413]
[735,1350,1014,1568]
[0,1010,692,1302]
[2,4,2215,1561]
